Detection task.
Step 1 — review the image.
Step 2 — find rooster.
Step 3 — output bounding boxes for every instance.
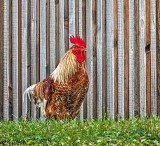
[23,35,89,120]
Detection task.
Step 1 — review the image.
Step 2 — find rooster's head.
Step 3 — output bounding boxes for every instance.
[70,35,86,63]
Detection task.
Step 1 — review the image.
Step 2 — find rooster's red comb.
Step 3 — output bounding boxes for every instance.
[70,35,86,48]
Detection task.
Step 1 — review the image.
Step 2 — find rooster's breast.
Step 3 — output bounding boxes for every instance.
[45,67,89,119]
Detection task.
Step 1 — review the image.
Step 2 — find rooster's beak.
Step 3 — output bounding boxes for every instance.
[82,48,86,51]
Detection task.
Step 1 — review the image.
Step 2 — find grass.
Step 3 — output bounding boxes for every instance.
[0,116,160,145]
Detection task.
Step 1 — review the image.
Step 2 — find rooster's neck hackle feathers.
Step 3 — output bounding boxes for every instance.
[50,50,86,83]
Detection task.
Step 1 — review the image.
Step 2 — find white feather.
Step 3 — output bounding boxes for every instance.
[23,84,36,102]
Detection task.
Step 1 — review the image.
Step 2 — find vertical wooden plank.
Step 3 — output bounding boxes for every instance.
[96,0,103,119]
[31,0,37,119]
[12,0,19,120]
[114,0,118,119]
[26,0,31,118]
[146,0,151,116]
[124,0,129,119]
[59,0,65,58]
[79,0,84,120]
[139,0,146,117]
[36,0,40,83]
[102,0,107,117]
[40,0,46,80]
[36,0,40,118]
[82,0,86,42]
[64,0,69,51]
[86,0,93,119]
[92,0,97,119]
[86,0,97,119]
[50,0,56,72]
[82,0,87,119]
[128,0,135,118]
[150,0,157,115]
[18,0,22,118]
[40,0,46,118]
[157,0,160,116]
[27,0,32,118]
[3,0,9,120]
[146,46,151,116]
[9,0,12,120]
[22,0,28,118]
[134,0,140,117]
[46,0,50,76]
[69,0,75,47]
[55,0,59,65]
[75,0,79,35]
[106,0,114,119]
[0,0,4,120]
[117,0,124,118]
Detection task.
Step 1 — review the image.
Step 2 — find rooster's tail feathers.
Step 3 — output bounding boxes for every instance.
[23,84,36,102]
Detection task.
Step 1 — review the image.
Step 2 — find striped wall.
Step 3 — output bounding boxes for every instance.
[0,0,160,120]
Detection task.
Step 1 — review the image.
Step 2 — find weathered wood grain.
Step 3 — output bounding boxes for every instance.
[22,0,28,118]
[134,0,140,117]
[64,0,69,51]
[139,0,146,117]
[150,0,157,115]
[118,0,125,119]
[92,0,97,119]
[86,0,93,119]
[0,0,4,120]
[50,0,56,72]
[79,0,84,120]
[114,0,118,119]
[102,0,107,117]
[31,0,37,119]
[75,0,79,35]
[157,0,160,116]
[82,0,87,119]
[40,0,46,81]
[55,0,59,65]
[124,0,129,119]
[3,0,9,120]
[69,0,75,48]
[12,0,19,120]
[96,0,103,119]
[36,0,40,83]
[146,0,151,116]
[36,0,40,118]
[40,0,47,118]
[59,0,65,58]
[18,0,23,118]
[8,0,12,120]
[128,0,135,118]
[46,0,50,77]
[106,0,114,118]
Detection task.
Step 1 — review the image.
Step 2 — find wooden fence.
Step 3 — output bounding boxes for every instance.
[0,0,160,120]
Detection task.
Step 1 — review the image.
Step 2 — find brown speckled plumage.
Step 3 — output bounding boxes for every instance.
[45,65,88,119]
